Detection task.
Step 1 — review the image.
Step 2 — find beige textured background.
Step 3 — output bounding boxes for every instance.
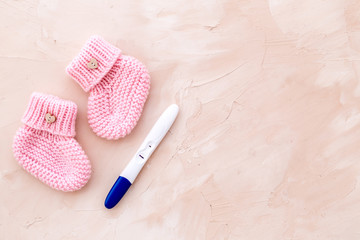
[1,0,360,239]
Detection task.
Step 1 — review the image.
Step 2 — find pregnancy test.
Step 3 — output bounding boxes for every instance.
[104,104,179,209]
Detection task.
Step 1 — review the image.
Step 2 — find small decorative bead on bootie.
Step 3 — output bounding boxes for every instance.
[66,35,150,140]
[13,92,91,192]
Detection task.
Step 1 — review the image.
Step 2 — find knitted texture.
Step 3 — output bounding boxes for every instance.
[13,93,91,192]
[66,36,150,140]
[66,35,121,92]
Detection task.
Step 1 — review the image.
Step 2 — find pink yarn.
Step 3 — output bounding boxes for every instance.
[66,35,150,140]
[13,93,91,192]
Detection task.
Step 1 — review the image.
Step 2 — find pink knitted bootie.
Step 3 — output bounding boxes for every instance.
[66,36,150,140]
[13,93,91,192]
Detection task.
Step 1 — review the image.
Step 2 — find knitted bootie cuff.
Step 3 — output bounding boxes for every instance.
[22,92,77,137]
[66,35,121,92]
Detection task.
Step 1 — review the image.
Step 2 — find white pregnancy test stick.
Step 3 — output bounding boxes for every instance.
[105,104,179,209]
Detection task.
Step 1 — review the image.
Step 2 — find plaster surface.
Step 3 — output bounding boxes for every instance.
[1,0,360,239]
